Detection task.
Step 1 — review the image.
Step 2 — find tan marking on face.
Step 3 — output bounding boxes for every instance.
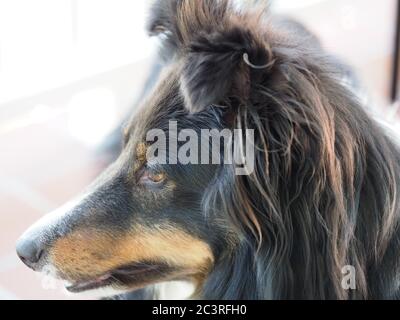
[50,225,214,282]
[136,142,147,163]
[128,142,148,178]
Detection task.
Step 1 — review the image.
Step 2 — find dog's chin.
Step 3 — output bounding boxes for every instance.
[65,273,118,293]
[63,281,129,299]
[56,262,177,298]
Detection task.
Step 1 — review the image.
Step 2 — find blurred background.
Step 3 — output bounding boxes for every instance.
[0,0,398,299]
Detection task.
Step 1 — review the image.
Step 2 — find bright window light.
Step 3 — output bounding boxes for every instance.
[67,88,118,147]
[0,0,152,104]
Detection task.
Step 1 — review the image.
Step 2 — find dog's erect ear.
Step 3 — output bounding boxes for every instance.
[147,0,274,113]
[146,0,229,62]
[181,27,274,113]
[146,0,181,62]
[147,0,177,36]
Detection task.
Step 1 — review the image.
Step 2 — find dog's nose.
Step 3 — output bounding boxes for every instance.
[16,236,44,269]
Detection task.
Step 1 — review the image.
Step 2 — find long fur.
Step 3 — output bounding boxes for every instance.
[145,0,400,299]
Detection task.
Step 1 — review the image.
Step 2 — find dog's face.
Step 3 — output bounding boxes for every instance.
[16,67,235,295]
[16,0,276,297]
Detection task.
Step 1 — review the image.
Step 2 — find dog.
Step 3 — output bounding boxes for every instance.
[16,0,400,299]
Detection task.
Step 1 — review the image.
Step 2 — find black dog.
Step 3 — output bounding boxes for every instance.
[17,0,400,299]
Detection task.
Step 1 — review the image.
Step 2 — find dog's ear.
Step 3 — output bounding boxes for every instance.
[146,0,229,62]
[147,0,275,113]
[147,0,177,36]
[181,26,274,113]
[146,0,181,62]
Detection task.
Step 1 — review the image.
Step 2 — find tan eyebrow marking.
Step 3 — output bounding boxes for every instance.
[136,142,147,163]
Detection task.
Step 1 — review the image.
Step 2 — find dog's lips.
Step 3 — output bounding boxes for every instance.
[66,273,113,293]
[65,263,167,293]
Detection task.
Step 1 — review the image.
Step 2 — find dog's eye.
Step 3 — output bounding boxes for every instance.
[148,172,165,183]
[139,171,166,185]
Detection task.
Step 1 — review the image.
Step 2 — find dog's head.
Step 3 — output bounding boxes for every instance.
[16,0,360,299]
[15,0,274,296]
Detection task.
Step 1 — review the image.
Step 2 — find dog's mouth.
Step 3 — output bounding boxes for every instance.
[65,262,172,293]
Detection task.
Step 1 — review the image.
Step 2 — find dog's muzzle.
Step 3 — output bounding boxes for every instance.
[16,195,86,271]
